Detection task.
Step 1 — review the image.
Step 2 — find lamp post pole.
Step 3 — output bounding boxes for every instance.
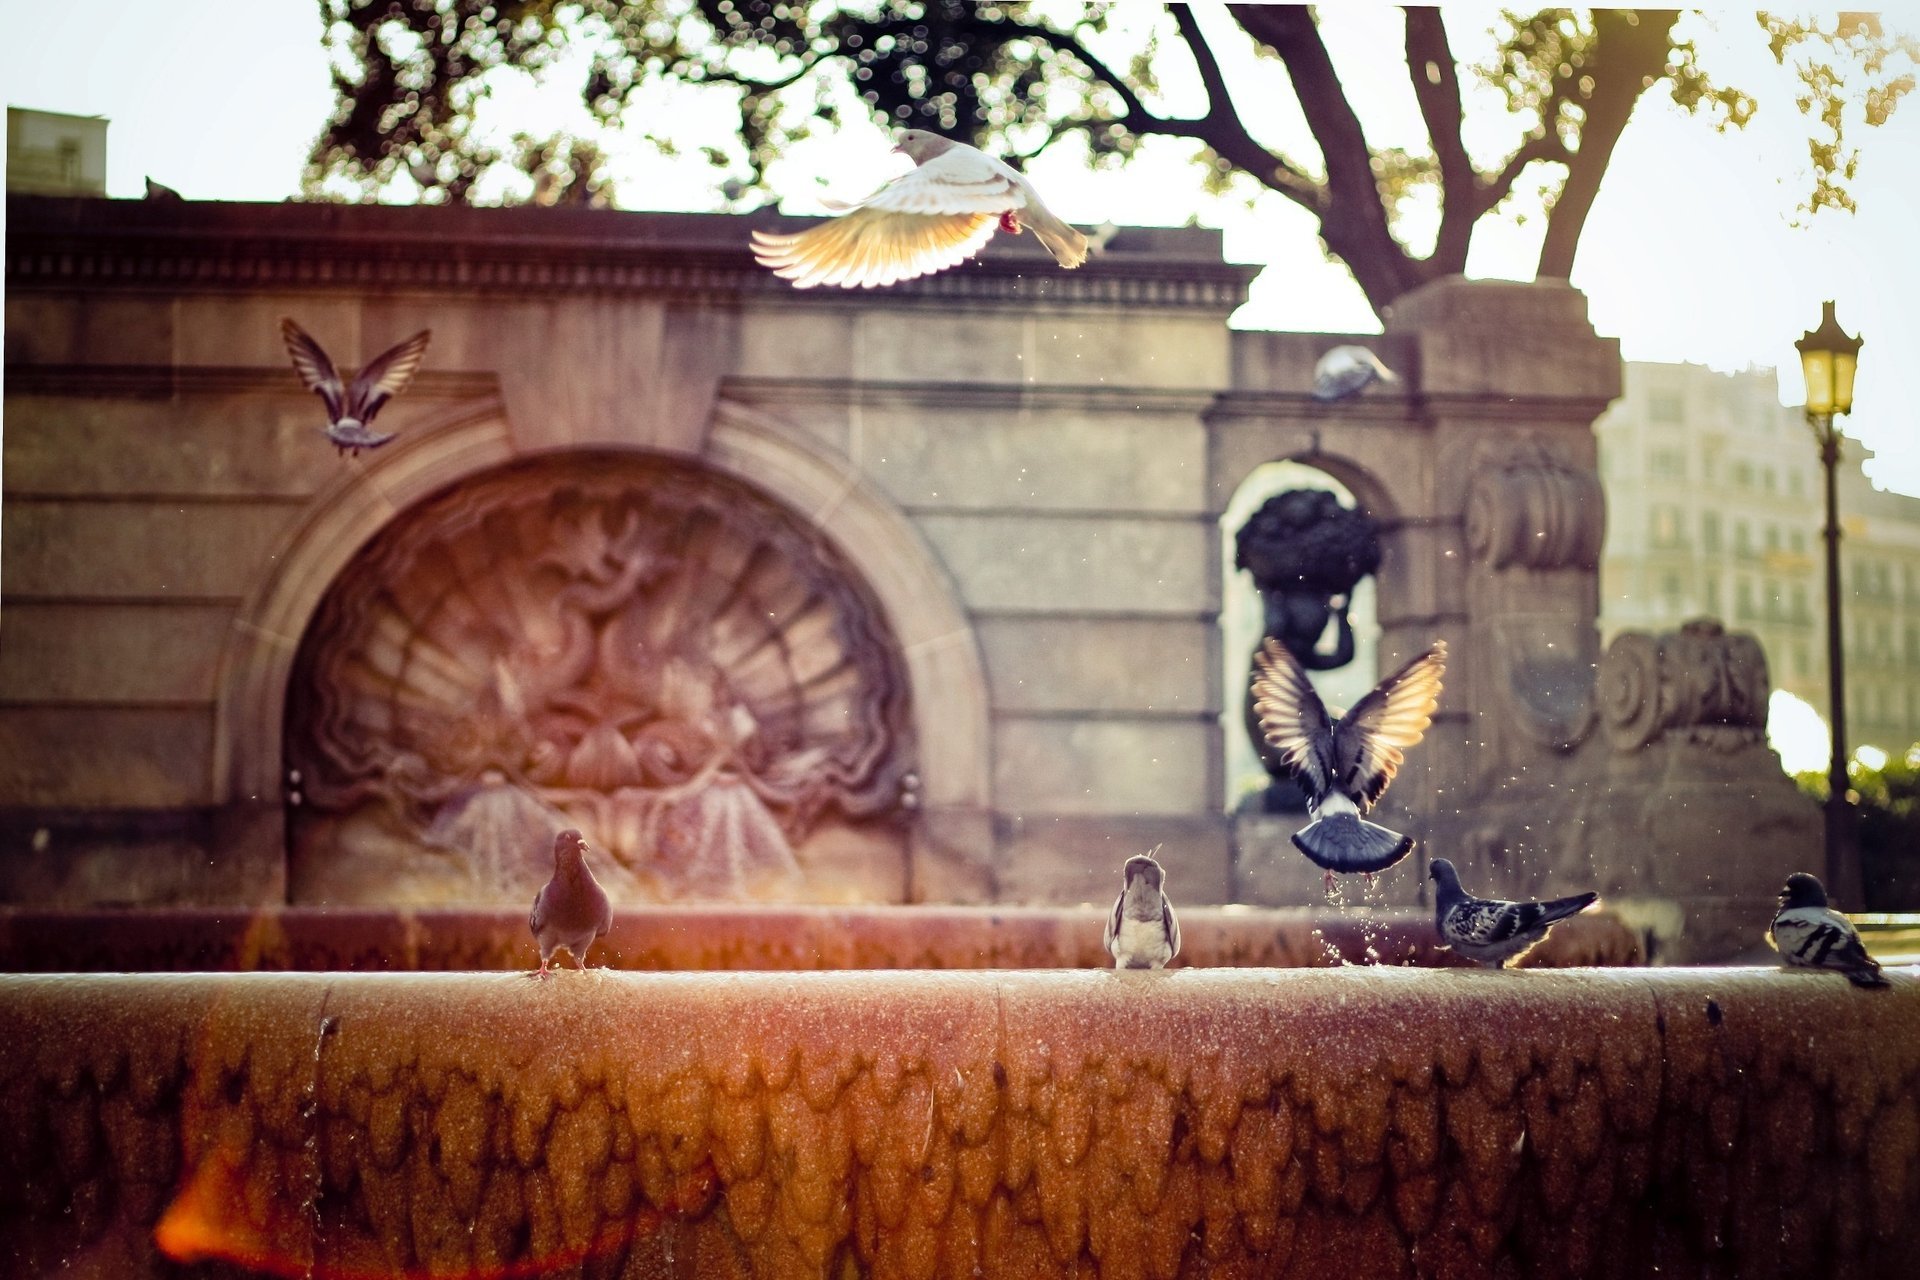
[1796,300,1865,907]
[1814,419,1859,904]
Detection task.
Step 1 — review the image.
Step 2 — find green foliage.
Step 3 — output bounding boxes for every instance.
[1796,745,1920,910]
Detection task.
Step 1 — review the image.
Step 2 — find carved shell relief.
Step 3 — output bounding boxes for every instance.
[1464,437,1605,572]
[284,453,915,904]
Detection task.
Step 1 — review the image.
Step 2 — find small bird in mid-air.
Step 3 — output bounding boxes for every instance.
[751,129,1088,289]
[529,829,615,979]
[1430,858,1597,968]
[1104,849,1181,970]
[1252,638,1446,887]
[1768,872,1889,989]
[1312,345,1400,403]
[279,318,431,456]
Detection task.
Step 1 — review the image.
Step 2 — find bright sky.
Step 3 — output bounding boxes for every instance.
[4,2,1917,495]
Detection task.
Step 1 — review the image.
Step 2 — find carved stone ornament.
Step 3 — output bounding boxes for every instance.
[1464,438,1605,572]
[1595,618,1770,753]
[284,453,915,904]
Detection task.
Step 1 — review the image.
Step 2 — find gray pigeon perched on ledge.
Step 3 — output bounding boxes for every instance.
[279,318,431,456]
[529,829,614,979]
[1769,872,1888,988]
[1312,344,1400,403]
[1430,858,1597,967]
[750,130,1087,289]
[1252,638,1446,887]
[1104,850,1181,970]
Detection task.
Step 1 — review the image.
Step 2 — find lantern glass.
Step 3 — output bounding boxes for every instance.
[1801,348,1836,417]
[1832,349,1858,416]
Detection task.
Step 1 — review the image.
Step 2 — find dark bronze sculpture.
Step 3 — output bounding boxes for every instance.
[1234,489,1383,810]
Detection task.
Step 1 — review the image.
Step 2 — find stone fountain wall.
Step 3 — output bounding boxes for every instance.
[3,969,1915,1279]
[2,195,1822,954]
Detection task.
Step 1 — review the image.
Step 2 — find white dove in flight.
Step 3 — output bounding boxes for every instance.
[750,130,1089,289]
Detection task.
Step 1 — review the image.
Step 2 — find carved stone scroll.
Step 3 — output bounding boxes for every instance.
[1595,618,1770,753]
[1464,438,1605,571]
[284,452,915,904]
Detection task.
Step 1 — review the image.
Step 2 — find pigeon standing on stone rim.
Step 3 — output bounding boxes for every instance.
[1429,857,1597,968]
[1768,871,1888,988]
[529,829,615,979]
[1251,638,1447,887]
[1104,850,1181,970]
[1312,345,1400,403]
[279,318,432,456]
[750,130,1088,289]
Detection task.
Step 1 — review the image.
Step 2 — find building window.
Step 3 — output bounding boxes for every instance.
[1650,448,1686,480]
[1737,579,1755,620]
[1650,391,1683,422]
[1735,521,1752,557]
[1662,572,1684,604]
[1762,467,1777,493]
[1794,643,1810,676]
[1650,505,1684,547]
[1702,512,1721,553]
[1790,530,1806,555]
[1792,584,1809,622]
[1789,471,1805,498]
[1765,524,1780,552]
[1704,575,1721,615]
[1733,461,1755,489]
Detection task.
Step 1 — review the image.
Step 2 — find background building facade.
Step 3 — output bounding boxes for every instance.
[1595,361,1920,756]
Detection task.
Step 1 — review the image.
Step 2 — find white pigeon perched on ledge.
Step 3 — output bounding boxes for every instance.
[1251,638,1446,886]
[750,130,1088,289]
[1312,344,1400,403]
[1104,850,1181,970]
[1430,858,1597,967]
[1768,872,1889,988]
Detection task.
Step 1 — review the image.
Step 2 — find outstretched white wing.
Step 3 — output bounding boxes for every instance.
[750,148,1024,289]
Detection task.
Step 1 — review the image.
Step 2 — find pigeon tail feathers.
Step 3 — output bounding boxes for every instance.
[1290,812,1414,874]
[1538,891,1599,926]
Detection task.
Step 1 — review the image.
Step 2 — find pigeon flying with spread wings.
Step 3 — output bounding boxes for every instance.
[1312,345,1400,403]
[529,829,615,979]
[1769,872,1889,988]
[1104,850,1181,970]
[1430,857,1597,968]
[751,130,1088,289]
[279,318,431,456]
[1252,638,1446,886]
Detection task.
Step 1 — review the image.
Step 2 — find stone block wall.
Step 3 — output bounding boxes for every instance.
[2,196,1822,945]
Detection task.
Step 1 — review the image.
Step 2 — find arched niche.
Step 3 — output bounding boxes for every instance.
[282,450,917,904]
[212,404,991,903]
[1218,454,1400,811]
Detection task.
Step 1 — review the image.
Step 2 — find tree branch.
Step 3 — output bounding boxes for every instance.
[1404,8,1477,272]
[1164,3,1321,209]
[1537,9,1679,277]
[1227,3,1415,309]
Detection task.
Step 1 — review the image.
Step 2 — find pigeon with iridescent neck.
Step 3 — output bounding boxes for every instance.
[279,318,431,456]
[751,129,1087,289]
[529,829,614,979]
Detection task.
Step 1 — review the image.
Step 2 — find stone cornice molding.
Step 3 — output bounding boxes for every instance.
[5,196,1256,312]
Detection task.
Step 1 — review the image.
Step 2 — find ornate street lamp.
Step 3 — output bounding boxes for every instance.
[1795,300,1864,904]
